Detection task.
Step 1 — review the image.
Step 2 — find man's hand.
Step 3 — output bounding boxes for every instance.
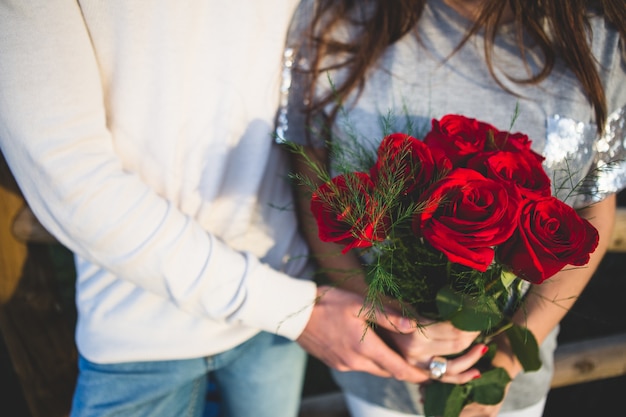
[297,286,427,383]
[297,286,484,384]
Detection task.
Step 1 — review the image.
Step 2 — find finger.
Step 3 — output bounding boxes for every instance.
[331,353,392,378]
[368,306,416,334]
[360,332,430,383]
[337,341,427,382]
[459,402,501,417]
[300,327,402,380]
[419,321,480,343]
[404,333,481,362]
[445,343,488,374]
[436,344,487,384]
[433,332,483,358]
[439,367,481,385]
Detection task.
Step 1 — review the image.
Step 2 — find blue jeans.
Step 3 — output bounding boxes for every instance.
[70,331,307,417]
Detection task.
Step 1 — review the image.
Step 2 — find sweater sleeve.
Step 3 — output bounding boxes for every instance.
[0,0,316,340]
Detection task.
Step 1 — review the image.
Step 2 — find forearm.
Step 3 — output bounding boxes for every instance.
[496,194,617,377]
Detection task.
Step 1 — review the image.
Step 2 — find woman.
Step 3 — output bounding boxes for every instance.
[282,0,626,416]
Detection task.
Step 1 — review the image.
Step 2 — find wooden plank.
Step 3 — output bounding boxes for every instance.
[1,152,77,417]
[0,246,78,417]
[550,332,626,388]
[0,153,28,303]
[12,205,57,244]
[608,207,626,252]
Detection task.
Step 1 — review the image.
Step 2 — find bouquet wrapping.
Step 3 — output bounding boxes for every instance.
[304,114,599,416]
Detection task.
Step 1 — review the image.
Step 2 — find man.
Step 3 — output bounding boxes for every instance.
[0,2,429,416]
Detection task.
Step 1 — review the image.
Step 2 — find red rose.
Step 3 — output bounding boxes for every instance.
[423,114,495,167]
[491,130,546,166]
[497,197,600,284]
[491,130,536,156]
[412,168,521,271]
[311,172,388,253]
[370,133,451,198]
[466,150,552,199]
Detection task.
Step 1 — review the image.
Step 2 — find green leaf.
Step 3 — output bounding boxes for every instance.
[470,368,511,404]
[443,385,468,417]
[451,298,503,331]
[500,270,518,289]
[436,287,503,331]
[424,381,456,416]
[506,324,542,371]
[435,286,463,319]
[423,369,511,417]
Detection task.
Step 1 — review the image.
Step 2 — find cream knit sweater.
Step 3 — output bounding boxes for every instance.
[0,0,316,363]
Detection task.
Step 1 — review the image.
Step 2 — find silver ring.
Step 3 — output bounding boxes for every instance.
[428,356,448,380]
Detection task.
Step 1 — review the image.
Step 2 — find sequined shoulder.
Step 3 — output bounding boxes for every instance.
[545,106,626,207]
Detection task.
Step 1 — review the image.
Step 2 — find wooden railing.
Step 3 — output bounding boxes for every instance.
[550,206,626,386]
[1,158,77,417]
[3,180,626,417]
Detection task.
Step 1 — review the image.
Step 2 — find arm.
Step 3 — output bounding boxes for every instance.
[293,146,484,383]
[0,1,315,339]
[495,194,616,377]
[461,194,616,417]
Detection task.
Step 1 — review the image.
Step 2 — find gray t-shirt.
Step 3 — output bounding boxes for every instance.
[283,0,626,413]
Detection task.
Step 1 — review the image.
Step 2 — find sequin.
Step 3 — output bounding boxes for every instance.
[543,115,596,206]
[544,107,626,207]
[275,47,295,144]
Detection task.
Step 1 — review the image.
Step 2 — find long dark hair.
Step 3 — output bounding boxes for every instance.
[301,0,626,135]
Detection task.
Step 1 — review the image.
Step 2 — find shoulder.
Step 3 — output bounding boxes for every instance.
[586,11,626,114]
[587,11,624,69]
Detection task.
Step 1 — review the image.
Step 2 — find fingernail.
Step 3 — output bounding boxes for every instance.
[481,345,489,355]
[473,372,482,380]
[399,317,413,330]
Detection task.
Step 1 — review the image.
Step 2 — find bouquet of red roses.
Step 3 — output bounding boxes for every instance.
[306,114,599,417]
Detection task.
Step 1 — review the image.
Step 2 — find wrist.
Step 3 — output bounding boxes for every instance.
[493,334,524,379]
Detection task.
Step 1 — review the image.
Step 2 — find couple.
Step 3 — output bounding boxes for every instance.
[1,1,624,417]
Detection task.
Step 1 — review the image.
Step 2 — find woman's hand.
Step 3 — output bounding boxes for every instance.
[456,322,525,416]
[458,400,505,417]
[378,317,486,384]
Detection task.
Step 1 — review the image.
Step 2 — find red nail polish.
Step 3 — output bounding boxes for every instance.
[481,345,489,355]
[473,373,482,380]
